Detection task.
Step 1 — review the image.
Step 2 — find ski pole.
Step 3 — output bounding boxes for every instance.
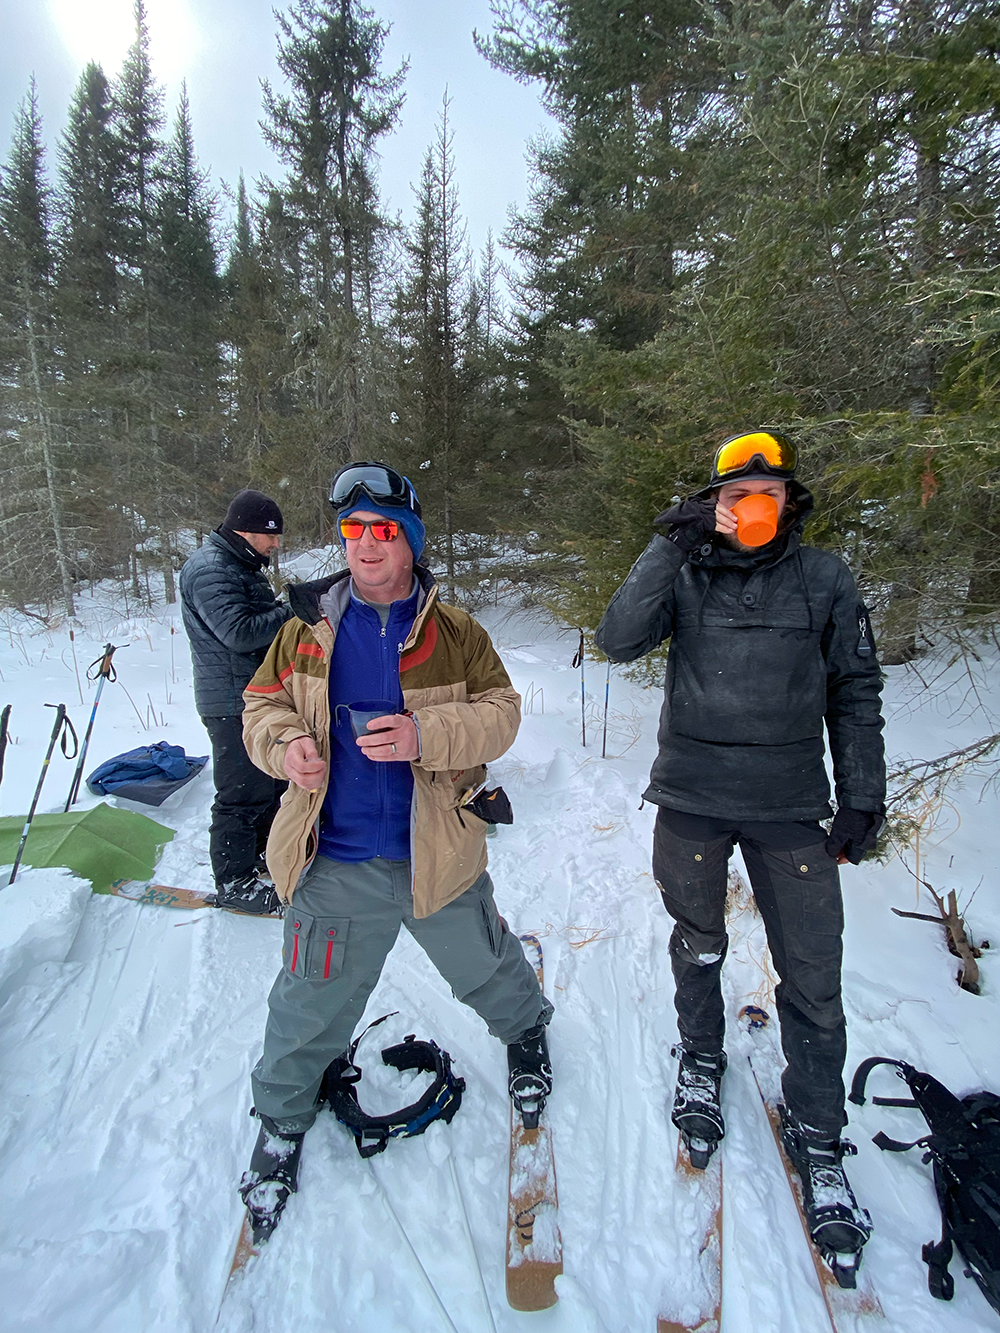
[601,659,611,759]
[448,1152,497,1333]
[8,703,78,886]
[367,1161,461,1333]
[0,703,10,792]
[572,629,586,747]
[64,643,119,811]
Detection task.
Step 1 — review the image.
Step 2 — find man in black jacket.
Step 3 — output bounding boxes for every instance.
[596,431,885,1282]
[180,490,292,915]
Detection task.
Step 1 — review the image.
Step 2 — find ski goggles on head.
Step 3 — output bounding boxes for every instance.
[339,516,399,542]
[711,431,797,485]
[329,462,419,513]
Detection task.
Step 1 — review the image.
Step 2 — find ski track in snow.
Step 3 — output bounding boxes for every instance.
[1,582,998,1333]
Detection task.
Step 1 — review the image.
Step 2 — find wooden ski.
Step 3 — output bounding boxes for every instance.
[656,1136,722,1333]
[506,933,562,1311]
[743,1007,884,1332]
[107,879,214,910]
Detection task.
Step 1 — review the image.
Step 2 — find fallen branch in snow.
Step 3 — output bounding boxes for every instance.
[891,877,985,994]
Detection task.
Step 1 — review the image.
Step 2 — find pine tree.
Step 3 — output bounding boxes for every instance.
[0,84,76,616]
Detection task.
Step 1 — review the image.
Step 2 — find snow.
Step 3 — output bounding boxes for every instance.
[1,580,999,1332]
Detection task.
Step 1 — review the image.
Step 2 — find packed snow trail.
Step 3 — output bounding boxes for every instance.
[1,591,998,1332]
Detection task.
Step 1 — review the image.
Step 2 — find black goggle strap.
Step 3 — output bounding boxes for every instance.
[330,464,415,510]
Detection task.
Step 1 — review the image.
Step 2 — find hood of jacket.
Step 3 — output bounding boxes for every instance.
[685,479,815,573]
[285,563,436,626]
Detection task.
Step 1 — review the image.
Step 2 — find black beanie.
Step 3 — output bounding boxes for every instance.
[223,489,283,534]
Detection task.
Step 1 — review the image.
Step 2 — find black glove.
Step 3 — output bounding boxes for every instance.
[825,808,882,865]
[654,497,718,553]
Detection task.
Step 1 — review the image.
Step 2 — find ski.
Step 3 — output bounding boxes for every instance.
[656,1136,722,1333]
[507,933,562,1311]
[107,879,214,910]
[742,1007,884,1331]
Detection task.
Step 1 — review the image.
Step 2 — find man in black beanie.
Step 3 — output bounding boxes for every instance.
[180,490,293,915]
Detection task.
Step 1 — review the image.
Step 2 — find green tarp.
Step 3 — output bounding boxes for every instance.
[0,802,174,893]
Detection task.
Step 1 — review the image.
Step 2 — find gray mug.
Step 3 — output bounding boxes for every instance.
[335,699,398,739]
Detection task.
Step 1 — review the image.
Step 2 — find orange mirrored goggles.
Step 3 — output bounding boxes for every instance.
[339,517,399,542]
[713,431,797,481]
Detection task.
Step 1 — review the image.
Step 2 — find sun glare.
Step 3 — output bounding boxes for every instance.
[48,0,202,87]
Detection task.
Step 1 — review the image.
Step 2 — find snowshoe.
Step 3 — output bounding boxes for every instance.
[507,1023,552,1129]
[671,1045,727,1168]
[213,871,284,918]
[779,1106,873,1287]
[238,1114,305,1245]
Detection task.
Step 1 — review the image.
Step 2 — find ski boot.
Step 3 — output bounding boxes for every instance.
[671,1045,727,1168]
[507,1023,552,1129]
[213,870,284,918]
[779,1107,873,1288]
[238,1112,306,1245]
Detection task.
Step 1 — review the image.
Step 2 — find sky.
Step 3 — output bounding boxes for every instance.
[0,0,556,262]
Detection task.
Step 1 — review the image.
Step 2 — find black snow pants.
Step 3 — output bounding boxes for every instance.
[652,805,847,1136]
[203,714,286,887]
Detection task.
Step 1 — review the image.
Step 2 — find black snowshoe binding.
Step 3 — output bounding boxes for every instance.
[780,1107,873,1288]
[507,1023,552,1129]
[671,1045,727,1168]
[238,1112,306,1245]
[213,870,284,918]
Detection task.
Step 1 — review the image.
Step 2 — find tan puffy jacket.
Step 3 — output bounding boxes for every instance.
[242,568,520,917]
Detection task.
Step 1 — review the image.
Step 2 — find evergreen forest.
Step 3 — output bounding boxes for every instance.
[2,0,999,672]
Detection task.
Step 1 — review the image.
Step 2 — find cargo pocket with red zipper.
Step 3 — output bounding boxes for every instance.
[285,913,350,981]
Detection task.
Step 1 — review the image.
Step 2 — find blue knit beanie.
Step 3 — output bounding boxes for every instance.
[338,494,425,562]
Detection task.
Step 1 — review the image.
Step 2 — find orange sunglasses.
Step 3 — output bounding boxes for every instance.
[339,516,399,542]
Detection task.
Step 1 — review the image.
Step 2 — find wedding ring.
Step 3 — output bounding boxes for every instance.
[391,743,397,753]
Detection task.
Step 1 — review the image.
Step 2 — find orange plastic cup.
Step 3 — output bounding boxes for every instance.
[732,494,779,547]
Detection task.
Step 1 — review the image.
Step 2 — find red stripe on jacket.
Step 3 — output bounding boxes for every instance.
[246,663,294,695]
[400,616,438,673]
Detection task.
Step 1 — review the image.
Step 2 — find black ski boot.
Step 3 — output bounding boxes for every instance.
[780,1107,873,1288]
[507,1024,552,1129]
[214,871,284,918]
[671,1045,727,1168]
[238,1112,306,1245]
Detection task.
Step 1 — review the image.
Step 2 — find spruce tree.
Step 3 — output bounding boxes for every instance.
[260,0,405,508]
[54,61,123,584]
[0,84,76,616]
[153,82,223,581]
[112,0,166,597]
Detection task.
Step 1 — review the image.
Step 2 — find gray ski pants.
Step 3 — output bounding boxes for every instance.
[251,855,552,1131]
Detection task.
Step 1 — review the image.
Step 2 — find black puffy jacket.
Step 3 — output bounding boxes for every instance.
[179,529,292,718]
[595,485,885,822]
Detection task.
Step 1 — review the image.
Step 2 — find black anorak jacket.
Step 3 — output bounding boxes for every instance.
[595,483,885,822]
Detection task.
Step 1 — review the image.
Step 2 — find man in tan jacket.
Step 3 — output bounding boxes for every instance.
[236,463,552,1244]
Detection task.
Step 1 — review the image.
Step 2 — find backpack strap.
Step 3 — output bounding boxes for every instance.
[922,1237,955,1302]
[873,1131,928,1153]
[848,1056,911,1106]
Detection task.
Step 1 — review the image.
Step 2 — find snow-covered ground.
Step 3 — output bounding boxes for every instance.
[1,569,998,1333]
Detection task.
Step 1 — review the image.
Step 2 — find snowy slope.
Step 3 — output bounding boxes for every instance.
[1,584,998,1333]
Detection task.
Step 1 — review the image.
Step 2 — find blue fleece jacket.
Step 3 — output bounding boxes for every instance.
[317,584,418,862]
